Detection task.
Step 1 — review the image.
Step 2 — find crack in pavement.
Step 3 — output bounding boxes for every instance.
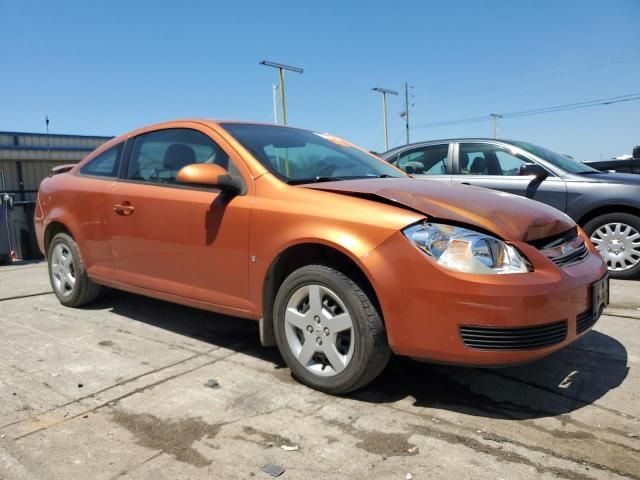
[0,291,53,302]
[9,352,234,441]
[321,413,604,480]
[381,405,640,479]
[381,405,639,480]
[107,451,164,480]
[604,312,640,321]
[408,421,601,480]
[0,347,224,432]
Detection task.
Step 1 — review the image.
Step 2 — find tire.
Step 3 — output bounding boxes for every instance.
[273,264,391,394]
[47,232,101,306]
[583,213,640,279]
[0,254,12,266]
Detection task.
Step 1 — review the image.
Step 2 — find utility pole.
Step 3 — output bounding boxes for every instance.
[372,87,399,151]
[272,83,279,124]
[490,113,502,139]
[45,115,51,161]
[278,68,286,125]
[260,60,303,126]
[404,82,410,144]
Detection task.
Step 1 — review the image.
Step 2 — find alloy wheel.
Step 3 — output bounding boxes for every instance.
[284,284,355,377]
[51,243,76,297]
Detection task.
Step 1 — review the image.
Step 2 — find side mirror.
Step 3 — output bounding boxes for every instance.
[403,165,415,174]
[176,163,242,194]
[519,163,549,181]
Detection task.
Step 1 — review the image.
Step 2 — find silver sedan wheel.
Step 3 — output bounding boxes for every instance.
[50,243,76,297]
[284,284,355,377]
[590,222,640,271]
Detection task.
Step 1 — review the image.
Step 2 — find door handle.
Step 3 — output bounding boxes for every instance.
[113,202,135,216]
[461,182,471,185]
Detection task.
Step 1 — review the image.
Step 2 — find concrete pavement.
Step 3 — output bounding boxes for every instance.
[0,261,639,479]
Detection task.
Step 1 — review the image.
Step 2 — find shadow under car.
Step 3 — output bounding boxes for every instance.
[86,289,629,420]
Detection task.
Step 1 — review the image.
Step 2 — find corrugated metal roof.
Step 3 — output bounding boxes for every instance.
[0,131,113,140]
[0,131,112,195]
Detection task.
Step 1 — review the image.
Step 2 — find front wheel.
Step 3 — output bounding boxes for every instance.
[583,213,640,279]
[273,265,391,394]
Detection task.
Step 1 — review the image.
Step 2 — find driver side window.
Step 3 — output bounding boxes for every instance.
[495,150,533,176]
[458,143,532,176]
[126,128,238,185]
[396,144,449,175]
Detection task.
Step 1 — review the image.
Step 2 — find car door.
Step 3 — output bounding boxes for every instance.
[69,142,125,277]
[107,125,254,312]
[451,141,567,212]
[389,143,452,183]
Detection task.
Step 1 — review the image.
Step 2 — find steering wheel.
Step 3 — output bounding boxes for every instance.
[314,161,336,177]
[148,168,175,184]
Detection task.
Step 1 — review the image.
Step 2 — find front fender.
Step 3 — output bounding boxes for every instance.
[248,221,397,316]
[567,182,640,223]
[247,176,423,316]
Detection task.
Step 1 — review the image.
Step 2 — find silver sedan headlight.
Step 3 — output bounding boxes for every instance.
[403,222,531,274]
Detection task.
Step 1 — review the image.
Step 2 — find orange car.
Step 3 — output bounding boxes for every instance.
[35,120,609,393]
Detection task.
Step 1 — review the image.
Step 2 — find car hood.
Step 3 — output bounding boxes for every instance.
[304,178,574,242]
[569,172,640,185]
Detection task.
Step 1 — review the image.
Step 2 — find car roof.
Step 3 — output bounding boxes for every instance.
[382,138,522,157]
[119,119,315,136]
[91,119,318,154]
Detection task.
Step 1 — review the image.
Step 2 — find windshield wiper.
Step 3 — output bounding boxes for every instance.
[288,174,400,185]
[288,176,346,185]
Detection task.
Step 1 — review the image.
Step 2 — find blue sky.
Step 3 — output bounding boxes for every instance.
[2,0,639,160]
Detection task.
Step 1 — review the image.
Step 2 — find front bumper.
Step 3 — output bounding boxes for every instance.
[360,230,608,366]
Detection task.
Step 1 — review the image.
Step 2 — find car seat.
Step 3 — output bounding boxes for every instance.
[164,144,196,172]
[470,156,488,175]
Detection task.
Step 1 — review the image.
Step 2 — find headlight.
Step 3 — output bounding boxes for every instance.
[403,222,531,274]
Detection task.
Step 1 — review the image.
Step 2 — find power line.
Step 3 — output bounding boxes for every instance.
[502,93,640,118]
[413,49,640,101]
[412,115,492,129]
[412,93,640,129]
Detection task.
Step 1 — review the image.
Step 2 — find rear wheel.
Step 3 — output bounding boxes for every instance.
[584,213,640,279]
[273,265,390,394]
[0,254,12,266]
[48,232,101,306]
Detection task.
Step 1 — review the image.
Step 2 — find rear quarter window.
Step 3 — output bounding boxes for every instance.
[80,143,123,178]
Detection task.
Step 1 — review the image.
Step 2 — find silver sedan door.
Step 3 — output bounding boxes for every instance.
[388,143,453,184]
[451,141,567,212]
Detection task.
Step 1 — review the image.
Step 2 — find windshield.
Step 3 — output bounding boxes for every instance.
[511,141,599,174]
[220,123,405,184]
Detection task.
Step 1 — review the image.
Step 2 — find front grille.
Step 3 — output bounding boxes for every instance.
[576,309,597,335]
[550,242,589,267]
[532,227,589,268]
[459,320,568,351]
